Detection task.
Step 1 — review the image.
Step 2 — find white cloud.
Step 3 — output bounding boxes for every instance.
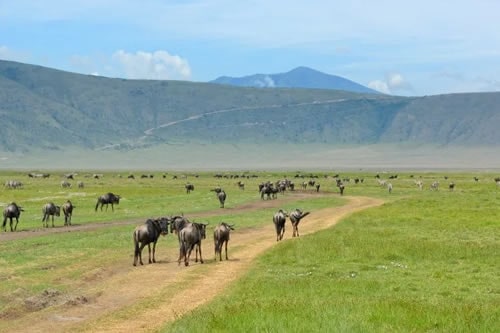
[368,73,412,94]
[368,80,390,94]
[111,50,191,80]
[253,75,275,87]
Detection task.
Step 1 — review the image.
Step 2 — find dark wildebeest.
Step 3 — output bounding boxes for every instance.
[273,209,288,241]
[2,202,24,232]
[133,217,170,266]
[169,215,190,235]
[95,192,120,211]
[217,190,227,208]
[42,202,61,228]
[185,183,194,194]
[62,200,74,226]
[289,208,310,237]
[214,222,235,261]
[178,222,208,266]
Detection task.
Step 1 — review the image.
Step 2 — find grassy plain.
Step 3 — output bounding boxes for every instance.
[1,170,499,332]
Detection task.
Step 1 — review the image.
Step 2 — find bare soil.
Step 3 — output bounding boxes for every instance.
[1,193,383,333]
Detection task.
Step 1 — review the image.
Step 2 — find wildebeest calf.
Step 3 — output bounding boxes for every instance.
[214,222,235,261]
[133,217,169,266]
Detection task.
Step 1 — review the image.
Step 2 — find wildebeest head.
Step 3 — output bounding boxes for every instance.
[157,217,170,236]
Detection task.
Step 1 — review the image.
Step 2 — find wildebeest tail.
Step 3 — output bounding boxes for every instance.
[133,230,141,257]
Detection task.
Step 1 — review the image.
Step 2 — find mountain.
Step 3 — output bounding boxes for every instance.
[0,59,499,158]
[210,66,380,94]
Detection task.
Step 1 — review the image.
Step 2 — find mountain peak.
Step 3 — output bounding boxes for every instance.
[211,67,379,94]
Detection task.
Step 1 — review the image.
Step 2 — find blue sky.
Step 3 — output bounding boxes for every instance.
[1,0,499,96]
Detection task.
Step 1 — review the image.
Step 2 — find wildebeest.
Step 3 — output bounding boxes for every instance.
[2,202,23,232]
[62,200,74,226]
[387,182,393,194]
[133,217,170,266]
[169,215,190,235]
[178,222,208,266]
[61,180,72,188]
[77,181,84,188]
[95,192,120,211]
[273,209,288,241]
[217,190,227,208]
[4,180,23,189]
[42,202,61,228]
[214,222,235,261]
[185,183,194,194]
[449,182,455,191]
[289,208,310,237]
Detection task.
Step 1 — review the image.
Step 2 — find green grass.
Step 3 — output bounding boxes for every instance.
[1,170,499,332]
[162,172,500,333]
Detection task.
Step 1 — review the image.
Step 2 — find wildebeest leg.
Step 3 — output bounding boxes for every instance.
[151,240,157,263]
[138,243,147,265]
[2,218,6,232]
[111,203,114,212]
[224,240,228,260]
[197,243,204,264]
[147,243,152,263]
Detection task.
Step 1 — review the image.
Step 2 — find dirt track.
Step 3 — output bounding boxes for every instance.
[2,194,383,333]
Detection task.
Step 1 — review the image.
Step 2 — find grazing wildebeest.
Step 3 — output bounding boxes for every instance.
[62,200,74,226]
[178,222,208,266]
[133,217,170,266]
[273,209,288,241]
[185,183,194,194]
[95,192,120,211]
[42,202,61,228]
[2,202,23,232]
[289,209,310,237]
[5,180,23,189]
[217,190,227,208]
[214,222,235,261]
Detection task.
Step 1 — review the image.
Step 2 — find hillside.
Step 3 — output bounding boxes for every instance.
[211,66,380,94]
[1,60,500,157]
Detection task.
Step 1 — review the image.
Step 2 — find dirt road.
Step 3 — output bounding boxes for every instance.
[3,194,383,333]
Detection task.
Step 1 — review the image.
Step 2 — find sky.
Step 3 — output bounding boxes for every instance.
[1,0,499,96]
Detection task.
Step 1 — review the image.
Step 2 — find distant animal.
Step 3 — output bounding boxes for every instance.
[133,217,170,266]
[214,222,235,261]
[273,209,288,241]
[2,202,24,232]
[430,181,439,191]
[95,192,120,211]
[185,183,195,194]
[217,190,227,208]
[338,183,345,196]
[178,222,208,266]
[387,182,393,194]
[61,180,72,188]
[77,181,84,188]
[62,200,74,226]
[4,180,23,189]
[449,182,455,191]
[315,183,320,192]
[289,209,310,237]
[42,202,61,228]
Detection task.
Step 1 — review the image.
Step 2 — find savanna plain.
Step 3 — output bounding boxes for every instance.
[0,169,498,332]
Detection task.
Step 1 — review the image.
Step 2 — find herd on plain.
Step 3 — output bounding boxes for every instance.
[3,173,498,267]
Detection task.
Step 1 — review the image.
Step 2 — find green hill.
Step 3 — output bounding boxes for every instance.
[1,60,499,158]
